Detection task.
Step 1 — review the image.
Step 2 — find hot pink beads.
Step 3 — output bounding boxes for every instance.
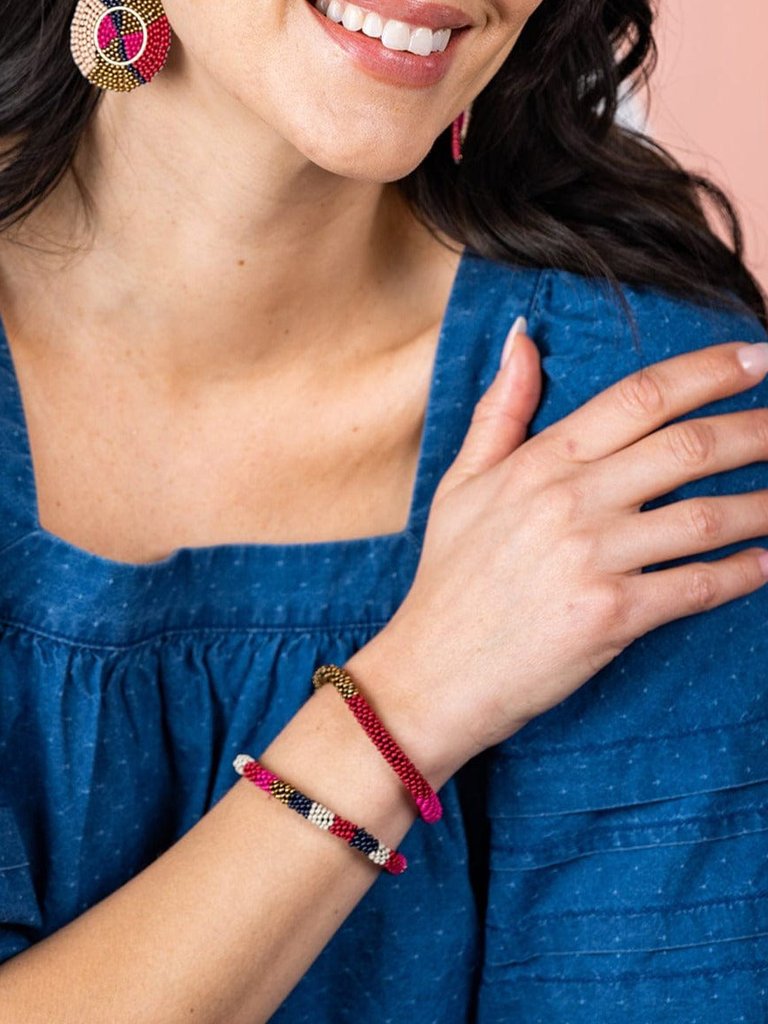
[311,663,443,824]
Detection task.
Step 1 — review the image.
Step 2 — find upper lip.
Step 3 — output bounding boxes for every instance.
[320,0,475,30]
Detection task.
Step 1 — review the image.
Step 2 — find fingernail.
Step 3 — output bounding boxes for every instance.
[759,551,768,580]
[500,316,527,369]
[737,342,768,376]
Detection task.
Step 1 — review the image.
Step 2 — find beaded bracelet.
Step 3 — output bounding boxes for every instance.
[233,754,408,875]
[311,663,443,824]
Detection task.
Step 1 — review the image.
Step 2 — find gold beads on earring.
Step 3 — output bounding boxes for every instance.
[70,0,171,93]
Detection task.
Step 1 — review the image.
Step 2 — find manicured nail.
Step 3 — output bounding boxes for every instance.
[500,316,527,369]
[759,551,768,580]
[737,342,768,376]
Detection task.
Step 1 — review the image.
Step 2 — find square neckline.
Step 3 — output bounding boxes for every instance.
[0,245,475,574]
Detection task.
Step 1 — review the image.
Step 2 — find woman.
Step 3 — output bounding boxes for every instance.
[0,0,766,1019]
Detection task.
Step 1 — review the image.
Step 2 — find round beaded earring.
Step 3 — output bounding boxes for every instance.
[70,0,172,93]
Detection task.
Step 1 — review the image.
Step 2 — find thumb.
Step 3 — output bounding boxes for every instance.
[443,316,542,487]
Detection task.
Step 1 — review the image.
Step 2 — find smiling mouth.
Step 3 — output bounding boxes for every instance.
[308,0,470,58]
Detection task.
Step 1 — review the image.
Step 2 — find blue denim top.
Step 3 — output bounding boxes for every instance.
[1,248,767,1021]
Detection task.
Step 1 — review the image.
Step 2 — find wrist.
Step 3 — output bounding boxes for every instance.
[342,627,473,791]
[256,674,420,859]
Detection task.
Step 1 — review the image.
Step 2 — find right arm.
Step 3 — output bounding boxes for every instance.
[2,333,767,1023]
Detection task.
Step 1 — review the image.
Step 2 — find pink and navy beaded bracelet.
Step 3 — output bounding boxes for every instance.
[311,663,443,824]
[233,754,408,875]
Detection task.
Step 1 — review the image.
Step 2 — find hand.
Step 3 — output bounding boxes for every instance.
[349,331,768,779]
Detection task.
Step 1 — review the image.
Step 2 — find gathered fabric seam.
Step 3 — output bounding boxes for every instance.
[0,615,394,653]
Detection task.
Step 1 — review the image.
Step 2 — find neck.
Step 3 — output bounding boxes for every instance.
[0,62,459,380]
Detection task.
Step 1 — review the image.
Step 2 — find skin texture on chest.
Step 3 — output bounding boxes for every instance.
[7,315,442,565]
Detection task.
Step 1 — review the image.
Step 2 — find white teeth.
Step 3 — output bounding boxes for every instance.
[341,3,365,31]
[361,11,384,37]
[312,0,454,56]
[408,26,432,56]
[326,0,344,22]
[381,19,410,50]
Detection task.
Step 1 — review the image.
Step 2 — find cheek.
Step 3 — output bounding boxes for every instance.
[498,0,546,19]
[162,0,283,91]
[469,0,544,73]
[489,0,546,44]
[163,0,340,116]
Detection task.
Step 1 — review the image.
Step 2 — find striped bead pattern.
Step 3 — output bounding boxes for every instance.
[70,0,171,93]
[311,664,443,824]
[232,754,408,875]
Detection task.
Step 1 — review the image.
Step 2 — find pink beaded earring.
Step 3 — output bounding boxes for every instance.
[451,100,473,165]
[70,0,172,93]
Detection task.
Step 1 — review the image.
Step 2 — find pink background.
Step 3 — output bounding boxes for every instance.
[642,0,768,297]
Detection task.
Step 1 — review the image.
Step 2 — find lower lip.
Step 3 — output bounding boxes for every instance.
[303,1,466,89]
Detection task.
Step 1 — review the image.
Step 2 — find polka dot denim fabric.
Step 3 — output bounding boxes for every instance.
[0,251,766,1021]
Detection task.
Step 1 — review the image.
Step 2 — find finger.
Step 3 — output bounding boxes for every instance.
[627,546,768,637]
[538,340,768,464]
[494,328,542,455]
[603,491,768,573]
[586,409,768,509]
[442,319,541,488]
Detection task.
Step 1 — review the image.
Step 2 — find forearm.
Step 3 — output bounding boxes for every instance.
[0,642,459,1024]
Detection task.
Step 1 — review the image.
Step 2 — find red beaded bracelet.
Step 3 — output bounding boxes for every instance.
[311,663,443,824]
[233,754,408,875]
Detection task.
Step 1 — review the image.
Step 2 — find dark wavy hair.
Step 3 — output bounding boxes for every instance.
[1,0,766,335]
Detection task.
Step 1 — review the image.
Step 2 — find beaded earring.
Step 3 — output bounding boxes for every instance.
[451,100,473,165]
[70,0,172,93]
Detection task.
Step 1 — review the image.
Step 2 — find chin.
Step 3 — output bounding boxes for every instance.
[297,126,437,182]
